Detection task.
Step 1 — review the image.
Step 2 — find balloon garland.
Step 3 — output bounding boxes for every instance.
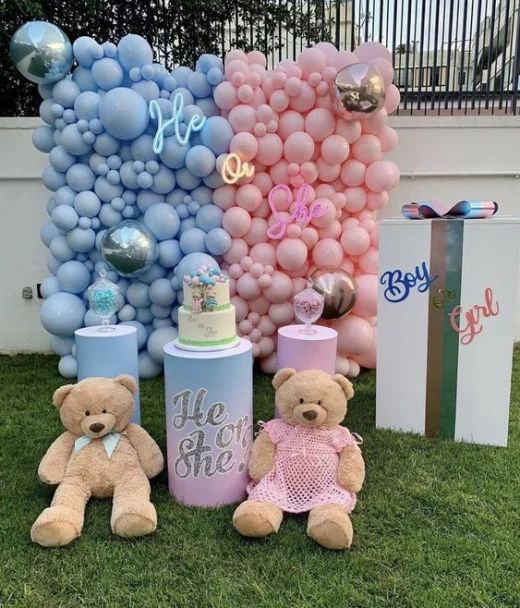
[11,22,399,378]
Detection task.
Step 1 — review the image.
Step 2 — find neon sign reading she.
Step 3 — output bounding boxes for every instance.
[220,153,255,184]
[149,92,206,154]
[267,183,327,240]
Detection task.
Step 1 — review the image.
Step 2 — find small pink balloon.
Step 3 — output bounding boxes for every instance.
[248,311,261,325]
[304,108,335,142]
[344,187,367,213]
[247,50,267,67]
[213,185,237,210]
[362,109,388,135]
[370,224,379,247]
[322,65,338,82]
[335,118,362,143]
[352,274,378,317]
[236,183,262,212]
[366,190,389,210]
[312,238,343,269]
[351,134,382,164]
[283,131,315,164]
[278,110,305,140]
[258,315,276,336]
[300,161,319,183]
[214,81,239,110]
[223,207,251,237]
[263,270,293,302]
[239,319,253,334]
[250,242,277,266]
[340,159,366,187]
[289,81,316,113]
[252,88,267,108]
[301,226,319,248]
[260,351,278,373]
[268,301,294,326]
[354,41,392,64]
[372,58,394,87]
[384,84,401,114]
[342,217,360,230]
[231,295,249,322]
[256,104,274,123]
[269,159,290,185]
[257,273,272,289]
[284,77,302,97]
[249,262,264,278]
[272,71,287,89]
[226,50,248,63]
[222,238,249,264]
[249,327,262,342]
[247,72,261,88]
[332,50,358,70]
[309,198,335,228]
[341,226,371,255]
[288,162,300,176]
[256,133,284,166]
[355,333,377,369]
[267,119,278,133]
[308,71,322,87]
[286,223,302,238]
[291,276,307,295]
[321,134,350,164]
[276,237,308,271]
[378,126,398,152]
[333,313,375,356]
[332,192,346,210]
[230,132,258,161]
[229,263,242,279]
[254,122,267,137]
[244,217,268,245]
[358,247,379,274]
[252,171,273,196]
[318,219,342,240]
[316,158,341,183]
[258,336,275,357]
[252,342,261,357]
[231,72,246,87]
[249,296,271,316]
[360,217,376,232]
[339,258,355,275]
[270,89,290,112]
[365,160,399,192]
[228,104,257,133]
[316,81,329,96]
[237,273,262,300]
[240,256,253,271]
[297,47,327,78]
[225,59,248,79]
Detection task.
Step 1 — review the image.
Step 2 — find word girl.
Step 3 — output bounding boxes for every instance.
[449,287,499,345]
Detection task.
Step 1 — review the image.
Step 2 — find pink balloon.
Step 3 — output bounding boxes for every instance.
[214,81,239,110]
[358,247,379,274]
[354,41,392,64]
[256,133,284,166]
[366,190,389,210]
[258,315,276,336]
[228,105,257,133]
[237,272,262,300]
[260,351,278,374]
[230,132,258,161]
[378,126,399,152]
[276,237,308,271]
[365,160,399,192]
[310,198,336,228]
[270,89,290,112]
[340,159,366,187]
[316,158,341,183]
[352,134,382,164]
[339,258,355,275]
[332,50,358,70]
[335,118,362,143]
[239,319,253,334]
[291,277,307,296]
[258,335,275,357]
[352,274,378,317]
[318,219,342,239]
[278,110,305,140]
[231,295,249,322]
[362,109,388,135]
[355,332,377,369]
[289,81,316,112]
[252,171,273,196]
[223,238,249,264]
[249,296,271,316]
[250,242,277,266]
[247,50,267,67]
[301,226,319,248]
[236,183,262,212]
[321,134,350,164]
[228,263,242,279]
[284,77,302,97]
[314,183,335,199]
[300,161,319,183]
[222,207,251,237]
[313,41,339,62]
[297,47,327,78]
[312,238,343,269]
[384,84,401,114]
[372,58,394,87]
[344,187,367,213]
[225,59,248,79]
[226,50,248,63]
[304,108,335,142]
[237,83,255,103]
[283,131,315,164]
[213,185,236,210]
[263,270,293,302]
[268,301,294,326]
[341,226,371,255]
[244,217,268,245]
[333,313,375,356]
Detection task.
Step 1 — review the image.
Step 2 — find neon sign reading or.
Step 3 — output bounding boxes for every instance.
[220,153,255,184]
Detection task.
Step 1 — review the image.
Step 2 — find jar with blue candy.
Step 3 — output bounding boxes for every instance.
[87,269,119,331]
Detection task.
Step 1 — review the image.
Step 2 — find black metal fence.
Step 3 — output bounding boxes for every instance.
[2,0,519,116]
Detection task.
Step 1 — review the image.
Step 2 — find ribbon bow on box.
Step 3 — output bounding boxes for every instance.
[402,200,498,220]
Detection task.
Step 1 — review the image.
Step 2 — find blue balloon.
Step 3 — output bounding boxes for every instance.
[40,292,86,336]
[196,204,223,231]
[147,326,178,363]
[187,71,212,98]
[175,167,201,191]
[95,176,123,202]
[179,217,197,234]
[158,239,182,268]
[51,205,79,231]
[54,185,76,206]
[117,34,153,71]
[52,79,80,108]
[73,36,103,67]
[118,303,137,322]
[84,308,116,327]
[171,67,192,88]
[92,57,124,90]
[41,222,63,247]
[41,276,61,298]
[33,126,55,152]
[42,166,66,191]
[174,252,219,278]
[61,124,91,155]
[136,191,164,213]
[144,203,180,240]
[57,260,91,293]
[149,278,176,306]
[93,132,120,156]
[121,320,148,348]
[200,116,234,154]
[138,263,167,284]
[185,145,215,177]
[203,169,225,189]
[50,335,74,355]
[67,227,96,252]
[130,135,157,162]
[206,67,224,87]
[179,227,207,254]
[74,191,101,217]
[191,185,212,205]
[39,98,56,125]
[99,87,149,140]
[58,354,77,378]
[49,146,76,172]
[74,91,100,120]
[159,137,188,169]
[126,282,151,308]
[196,97,220,117]
[206,227,232,256]
[138,350,162,378]
[66,164,96,192]
[132,80,160,103]
[99,204,122,227]
[72,65,97,91]
[151,166,176,194]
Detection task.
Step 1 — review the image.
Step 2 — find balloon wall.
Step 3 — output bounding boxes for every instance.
[22,24,399,379]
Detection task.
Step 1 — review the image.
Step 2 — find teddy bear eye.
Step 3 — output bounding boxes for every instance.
[299,398,304,404]
[102,409,107,413]
[85,410,90,416]
[318,400,322,405]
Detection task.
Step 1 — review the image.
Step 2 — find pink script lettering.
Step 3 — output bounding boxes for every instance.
[449,287,499,345]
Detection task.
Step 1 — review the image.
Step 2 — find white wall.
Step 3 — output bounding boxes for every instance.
[1,115,519,353]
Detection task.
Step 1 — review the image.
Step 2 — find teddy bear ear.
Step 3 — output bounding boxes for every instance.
[272,368,296,390]
[114,374,138,395]
[52,384,75,408]
[333,374,354,400]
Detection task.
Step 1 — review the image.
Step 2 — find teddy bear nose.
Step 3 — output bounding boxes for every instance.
[302,410,318,421]
[89,422,105,433]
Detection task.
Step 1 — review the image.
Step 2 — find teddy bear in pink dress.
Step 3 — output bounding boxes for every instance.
[233,368,365,550]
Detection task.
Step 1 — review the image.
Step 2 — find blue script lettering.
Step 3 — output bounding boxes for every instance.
[149,92,206,153]
[380,261,437,303]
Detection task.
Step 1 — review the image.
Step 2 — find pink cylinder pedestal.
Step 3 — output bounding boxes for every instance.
[277,324,338,373]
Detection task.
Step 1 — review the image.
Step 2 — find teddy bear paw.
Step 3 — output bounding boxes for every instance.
[31,506,82,547]
[233,500,283,538]
[111,501,157,538]
[307,505,353,550]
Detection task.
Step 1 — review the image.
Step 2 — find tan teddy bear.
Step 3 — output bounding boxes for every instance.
[31,375,164,547]
[233,368,365,550]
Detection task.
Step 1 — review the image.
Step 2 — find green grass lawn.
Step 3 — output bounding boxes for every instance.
[1,353,519,608]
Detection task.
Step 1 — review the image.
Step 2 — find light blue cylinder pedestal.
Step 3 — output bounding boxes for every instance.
[164,338,253,507]
[75,325,140,423]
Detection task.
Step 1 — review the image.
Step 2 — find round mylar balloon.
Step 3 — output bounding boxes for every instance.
[333,63,385,120]
[101,220,158,277]
[310,269,358,319]
[10,21,73,84]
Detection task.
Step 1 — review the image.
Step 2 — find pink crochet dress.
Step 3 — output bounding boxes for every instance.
[247,419,360,513]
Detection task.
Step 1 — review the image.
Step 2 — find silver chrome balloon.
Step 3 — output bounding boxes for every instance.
[310,269,358,319]
[101,220,158,278]
[333,62,385,120]
[9,21,73,84]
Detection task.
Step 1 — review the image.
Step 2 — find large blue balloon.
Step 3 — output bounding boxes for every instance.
[40,292,86,336]
[99,88,149,140]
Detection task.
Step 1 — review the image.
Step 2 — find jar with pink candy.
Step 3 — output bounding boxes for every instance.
[293,280,325,334]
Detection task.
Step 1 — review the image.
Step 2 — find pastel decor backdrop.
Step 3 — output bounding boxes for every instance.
[163,339,253,507]
[75,325,140,423]
[376,216,520,446]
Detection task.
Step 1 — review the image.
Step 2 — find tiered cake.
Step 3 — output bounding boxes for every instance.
[176,266,239,350]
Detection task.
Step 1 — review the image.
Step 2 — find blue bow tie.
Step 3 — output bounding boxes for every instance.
[74,432,121,457]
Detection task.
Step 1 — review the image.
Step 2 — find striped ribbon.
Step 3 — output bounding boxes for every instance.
[402,200,498,220]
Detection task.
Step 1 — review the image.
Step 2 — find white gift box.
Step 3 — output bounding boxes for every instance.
[376,217,520,446]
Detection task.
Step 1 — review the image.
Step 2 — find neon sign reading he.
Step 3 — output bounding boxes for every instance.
[267,183,327,240]
[149,92,206,153]
[220,153,255,184]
